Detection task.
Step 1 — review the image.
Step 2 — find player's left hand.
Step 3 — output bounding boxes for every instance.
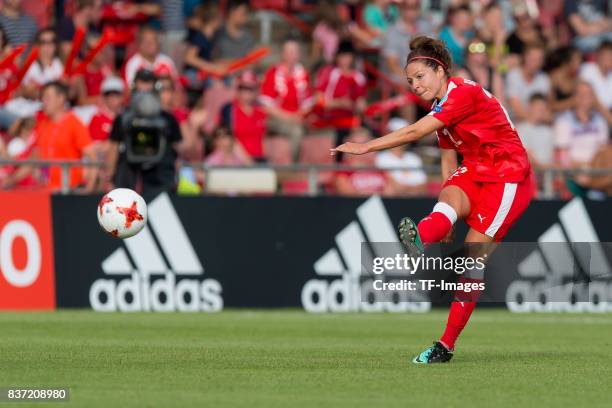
[330,142,370,156]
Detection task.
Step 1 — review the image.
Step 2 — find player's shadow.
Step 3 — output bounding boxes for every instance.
[455,350,564,364]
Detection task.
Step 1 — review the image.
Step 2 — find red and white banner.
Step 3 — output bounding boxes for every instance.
[0,192,55,310]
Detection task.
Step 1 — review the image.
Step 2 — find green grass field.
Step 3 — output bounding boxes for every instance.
[1,310,611,407]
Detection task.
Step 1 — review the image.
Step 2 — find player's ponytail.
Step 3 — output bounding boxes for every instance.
[406,36,452,77]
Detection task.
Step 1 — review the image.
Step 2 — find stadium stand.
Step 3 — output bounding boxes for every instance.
[0,0,609,199]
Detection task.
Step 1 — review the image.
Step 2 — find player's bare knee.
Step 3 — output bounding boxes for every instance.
[439,186,470,219]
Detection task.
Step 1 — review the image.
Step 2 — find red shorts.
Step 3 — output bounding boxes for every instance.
[443,166,535,241]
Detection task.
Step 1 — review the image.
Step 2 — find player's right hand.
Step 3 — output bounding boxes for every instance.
[330,142,370,156]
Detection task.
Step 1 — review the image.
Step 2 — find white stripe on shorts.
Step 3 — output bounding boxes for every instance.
[485,183,518,237]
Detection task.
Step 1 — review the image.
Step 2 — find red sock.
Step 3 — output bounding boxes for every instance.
[439,301,477,350]
[417,202,457,244]
[439,277,482,350]
[418,212,452,243]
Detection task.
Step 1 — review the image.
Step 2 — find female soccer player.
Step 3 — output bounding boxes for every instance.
[331,36,535,364]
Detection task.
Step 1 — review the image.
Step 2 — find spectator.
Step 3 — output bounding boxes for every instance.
[213,0,254,61]
[98,0,160,69]
[573,145,612,197]
[579,41,612,111]
[184,3,226,83]
[6,116,35,158]
[516,94,556,169]
[76,32,115,106]
[439,4,474,68]
[0,0,37,46]
[564,0,612,53]
[124,26,177,85]
[0,26,18,131]
[382,0,433,83]
[184,0,202,24]
[89,76,125,144]
[157,75,202,160]
[505,11,546,69]
[0,116,39,188]
[160,0,186,64]
[538,0,566,46]
[363,0,399,43]
[315,40,367,162]
[555,81,609,197]
[0,26,14,87]
[375,118,427,196]
[456,37,505,101]
[334,128,393,197]
[204,127,252,166]
[158,76,188,121]
[475,2,507,69]
[21,28,64,99]
[88,76,125,191]
[311,0,343,65]
[545,46,582,113]
[2,81,95,191]
[260,37,314,159]
[106,69,183,194]
[506,44,550,121]
[57,0,102,60]
[221,71,267,162]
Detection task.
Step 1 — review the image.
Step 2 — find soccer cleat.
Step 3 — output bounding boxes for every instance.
[398,217,425,257]
[412,341,454,364]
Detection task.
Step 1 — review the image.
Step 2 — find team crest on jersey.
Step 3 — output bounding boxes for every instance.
[432,105,443,113]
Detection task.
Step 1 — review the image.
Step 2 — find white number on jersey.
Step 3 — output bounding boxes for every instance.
[481,87,515,130]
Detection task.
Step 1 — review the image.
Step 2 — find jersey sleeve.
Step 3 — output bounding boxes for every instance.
[429,84,475,127]
[436,129,454,149]
[258,67,278,108]
[315,65,331,93]
[353,72,367,98]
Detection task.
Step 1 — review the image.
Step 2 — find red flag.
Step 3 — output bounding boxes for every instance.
[71,29,111,77]
[0,44,26,71]
[198,47,271,80]
[0,47,39,103]
[225,47,270,74]
[63,26,86,77]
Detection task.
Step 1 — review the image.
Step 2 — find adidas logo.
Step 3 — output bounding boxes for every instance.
[301,196,431,313]
[90,193,223,312]
[507,198,612,313]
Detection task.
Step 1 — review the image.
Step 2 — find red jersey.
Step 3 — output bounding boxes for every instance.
[315,65,367,119]
[431,77,530,183]
[89,109,114,141]
[259,64,314,113]
[230,100,266,158]
[84,65,113,97]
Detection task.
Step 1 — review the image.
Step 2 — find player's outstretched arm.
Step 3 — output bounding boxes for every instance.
[331,115,444,156]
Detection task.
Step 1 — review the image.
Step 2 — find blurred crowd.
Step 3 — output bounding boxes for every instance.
[0,0,610,199]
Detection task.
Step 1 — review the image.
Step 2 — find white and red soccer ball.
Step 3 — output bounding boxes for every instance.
[97,188,147,239]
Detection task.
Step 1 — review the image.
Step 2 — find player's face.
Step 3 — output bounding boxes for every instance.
[405,61,446,101]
